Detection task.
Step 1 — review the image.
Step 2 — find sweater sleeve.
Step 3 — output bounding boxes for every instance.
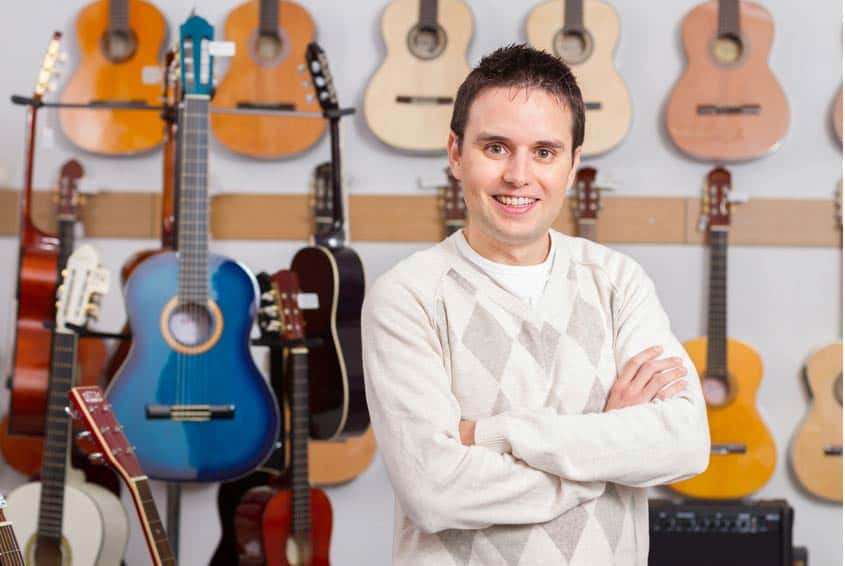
[362,274,607,534]
[473,262,711,487]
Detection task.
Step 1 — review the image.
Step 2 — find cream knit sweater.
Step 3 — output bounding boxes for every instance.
[361,230,710,566]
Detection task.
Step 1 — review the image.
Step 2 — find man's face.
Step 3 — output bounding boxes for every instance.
[448,86,581,261]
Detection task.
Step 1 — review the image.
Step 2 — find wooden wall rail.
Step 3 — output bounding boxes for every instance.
[0,189,839,247]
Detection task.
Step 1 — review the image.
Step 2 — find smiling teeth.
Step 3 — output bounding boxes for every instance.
[495,196,535,206]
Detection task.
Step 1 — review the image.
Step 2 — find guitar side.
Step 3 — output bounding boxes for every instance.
[669,336,776,499]
[107,252,280,482]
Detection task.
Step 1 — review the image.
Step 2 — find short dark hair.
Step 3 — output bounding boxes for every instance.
[450,44,584,157]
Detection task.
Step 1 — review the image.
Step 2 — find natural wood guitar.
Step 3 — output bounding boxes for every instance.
[665,0,789,161]
[364,0,472,152]
[211,0,325,158]
[526,0,632,156]
[0,494,25,566]
[60,0,167,154]
[668,167,777,499]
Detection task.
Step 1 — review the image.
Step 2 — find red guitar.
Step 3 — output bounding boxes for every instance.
[68,386,176,566]
[261,270,332,566]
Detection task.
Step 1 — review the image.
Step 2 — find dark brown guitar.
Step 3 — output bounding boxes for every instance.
[290,43,368,440]
[439,167,465,237]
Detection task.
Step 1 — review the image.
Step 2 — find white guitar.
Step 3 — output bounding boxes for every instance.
[6,245,128,565]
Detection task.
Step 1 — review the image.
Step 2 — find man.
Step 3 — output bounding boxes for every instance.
[361,44,709,566]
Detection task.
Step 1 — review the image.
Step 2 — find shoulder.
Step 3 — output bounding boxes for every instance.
[552,231,651,294]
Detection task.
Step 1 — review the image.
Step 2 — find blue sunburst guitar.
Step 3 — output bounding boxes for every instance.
[106,14,280,482]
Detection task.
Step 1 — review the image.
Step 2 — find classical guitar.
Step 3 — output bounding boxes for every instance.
[0,494,25,566]
[665,0,789,161]
[8,33,107,439]
[439,167,465,238]
[364,0,472,152]
[6,245,129,566]
[526,0,632,156]
[261,270,333,566]
[291,43,369,440]
[669,167,777,499]
[106,15,280,482]
[211,0,326,158]
[59,0,167,154]
[569,166,607,241]
[68,386,176,565]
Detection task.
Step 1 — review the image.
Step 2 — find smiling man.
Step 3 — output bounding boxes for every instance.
[362,45,710,565]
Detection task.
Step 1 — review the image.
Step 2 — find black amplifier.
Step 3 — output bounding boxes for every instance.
[648,499,793,566]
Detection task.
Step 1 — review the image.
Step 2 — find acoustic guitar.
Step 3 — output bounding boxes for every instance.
[665,0,789,161]
[668,167,776,499]
[106,15,280,482]
[439,167,465,238]
[6,245,129,566]
[569,166,608,241]
[525,0,632,156]
[261,271,333,566]
[211,0,326,158]
[60,0,167,154]
[291,43,369,440]
[68,386,176,565]
[364,0,472,152]
[0,494,25,566]
[833,86,842,144]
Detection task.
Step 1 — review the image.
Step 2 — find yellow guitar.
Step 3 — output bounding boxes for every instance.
[525,0,632,156]
[669,167,776,499]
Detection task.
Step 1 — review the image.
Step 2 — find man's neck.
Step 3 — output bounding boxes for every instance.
[462,227,551,266]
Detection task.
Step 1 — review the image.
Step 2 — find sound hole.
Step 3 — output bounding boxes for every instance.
[249,28,290,67]
[407,24,447,60]
[712,34,743,65]
[835,374,843,407]
[168,303,214,347]
[702,375,729,406]
[553,29,594,65]
[101,29,138,63]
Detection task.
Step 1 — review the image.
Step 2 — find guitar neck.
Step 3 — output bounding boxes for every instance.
[564,0,584,33]
[36,331,78,542]
[161,91,178,250]
[109,0,130,34]
[259,0,280,36]
[418,0,438,31]
[289,346,311,535]
[0,504,25,566]
[56,219,76,282]
[316,117,347,248]
[177,95,210,302]
[19,105,40,239]
[707,228,729,377]
[130,478,176,566]
[576,219,596,242]
[718,0,740,38]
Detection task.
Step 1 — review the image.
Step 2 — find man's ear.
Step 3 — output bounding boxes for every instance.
[447,131,463,180]
[566,145,583,190]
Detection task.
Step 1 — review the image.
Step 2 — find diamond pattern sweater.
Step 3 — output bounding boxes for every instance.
[361,230,710,566]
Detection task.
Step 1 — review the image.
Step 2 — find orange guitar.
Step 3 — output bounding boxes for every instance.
[669,167,776,499]
[211,0,325,158]
[60,0,167,155]
[665,0,789,161]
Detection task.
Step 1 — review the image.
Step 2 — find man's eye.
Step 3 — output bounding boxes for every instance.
[537,148,554,159]
[487,143,505,154]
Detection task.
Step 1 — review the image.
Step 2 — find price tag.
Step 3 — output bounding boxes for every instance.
[297,293,319,310]
[142,66,162,85]
[209,41,236,57]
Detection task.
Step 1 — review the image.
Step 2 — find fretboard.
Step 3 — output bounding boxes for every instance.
[315,119,346,248]
[706,229,728,380]
[289,347,311,535]
[564,0,585,34]
[177,95,210,304]
[259,0,279,36]
[0,508,25,566]
[109,0,130,34]
[36,331,78,542]
[56,219,75,283]
[132,478,176,566]
[418,0,438,32]
[718,0,740,38]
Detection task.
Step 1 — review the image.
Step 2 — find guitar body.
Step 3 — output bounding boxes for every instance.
[364,0,472,152]
[525,0,631,156]
[0,416,42,477]
[669,336,776,499]
[235,485,278,565]
[209,471,275,565]
[290,246,368,439]
[107,252,280,481]
[665,0,789,161]
[309,427,376,485]
[60,0,167,155]
[211,0,325,158]
[262,488,332,566]
[791,342,842,501]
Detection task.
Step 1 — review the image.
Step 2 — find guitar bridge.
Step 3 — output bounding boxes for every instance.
[711,443,746,454]
[237,102,296,111]
[396,95,453,105]
[697,104,760,115]
[585,102,602,111]
[145,404,235,421]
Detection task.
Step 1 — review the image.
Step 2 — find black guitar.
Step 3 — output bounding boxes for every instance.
[290,42,368,440]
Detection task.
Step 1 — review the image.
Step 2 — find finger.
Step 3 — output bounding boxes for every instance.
[656,380,688,401]
[643,366,688,400]
[631,356,685,389]
[618,346,663,384]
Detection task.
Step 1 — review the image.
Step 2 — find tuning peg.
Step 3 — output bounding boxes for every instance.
[58,51,68,63]
[261,305,279,316]
[260,291,275,303]
[76,430,92,442]
[88,452,105,465]
[64,405,79,419]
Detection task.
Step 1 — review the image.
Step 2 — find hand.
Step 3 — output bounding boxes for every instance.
[604,346,688,412]
[459,419,476,446]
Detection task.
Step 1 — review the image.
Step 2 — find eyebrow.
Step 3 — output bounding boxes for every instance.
[475,132,566,149]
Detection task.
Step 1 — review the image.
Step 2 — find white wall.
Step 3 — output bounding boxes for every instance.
[0,1,841,564]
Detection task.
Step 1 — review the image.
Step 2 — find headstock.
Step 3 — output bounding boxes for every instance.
[701,166,733,229]
[305,41,339,112]
[440,168,466,225]
[56,159,84,221]
[179,15,214,97]
[257,272,282,338]
[835,179,842,228]
[270,270,306,342]
[570,167,604,220]
[55,244,110,333]
[34,31,63,100]
[68,386,142,481]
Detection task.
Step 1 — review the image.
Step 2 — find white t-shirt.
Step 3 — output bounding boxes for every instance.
[455,230,555,305]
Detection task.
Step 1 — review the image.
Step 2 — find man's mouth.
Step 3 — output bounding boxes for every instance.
[492,195,539,207]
